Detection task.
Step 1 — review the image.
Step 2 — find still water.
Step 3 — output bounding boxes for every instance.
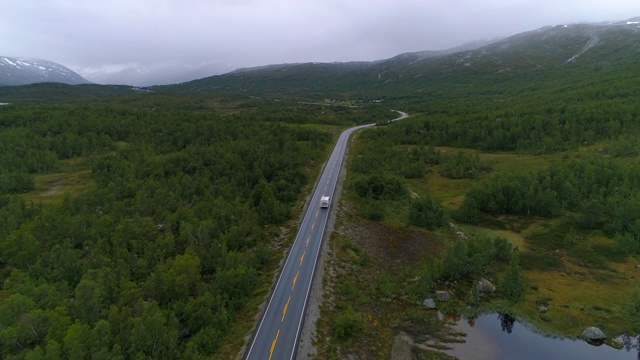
[444,313,639,360]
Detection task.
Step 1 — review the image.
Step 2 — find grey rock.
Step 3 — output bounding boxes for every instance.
[636,264,640,271]
[582,326,606,340]
[476,278,496,294]
[538,306,548,313]
[436,290,451,302]
[423,298,436,309]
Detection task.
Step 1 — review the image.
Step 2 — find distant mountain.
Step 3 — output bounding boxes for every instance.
[82,62,235,86]
[164,18,640,97]
[0,57,90,86]
[164,39,496,95]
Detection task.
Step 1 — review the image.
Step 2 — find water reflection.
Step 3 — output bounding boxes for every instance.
[444,313,639,360]
[498,313,514,334]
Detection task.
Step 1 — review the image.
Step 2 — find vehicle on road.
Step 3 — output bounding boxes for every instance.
[320,196,330,208]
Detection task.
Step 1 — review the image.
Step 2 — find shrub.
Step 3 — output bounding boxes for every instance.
[359,201,385,221]
[353,174,407,200]
[499,251,525,301]
[333,308,364,341]
[493,237,513,263]
[408,196,447,230]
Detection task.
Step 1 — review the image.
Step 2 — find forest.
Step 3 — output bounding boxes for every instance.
[0,95,389,359]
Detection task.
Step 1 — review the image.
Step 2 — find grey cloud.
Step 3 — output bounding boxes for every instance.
[1,0,640,75]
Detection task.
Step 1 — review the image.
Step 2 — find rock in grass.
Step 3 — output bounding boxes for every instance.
[423,298,436,309]
[582,326,606,340]
[476,278,496,294]
[436,290,451,301]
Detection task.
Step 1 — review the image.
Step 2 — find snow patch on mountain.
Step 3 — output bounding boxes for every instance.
[0,56,90,86]
[565,35,600,64]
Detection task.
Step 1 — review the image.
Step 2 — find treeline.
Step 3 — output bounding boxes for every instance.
[0,98,340,359]
[457,155,640,254]
[372,99,640,155]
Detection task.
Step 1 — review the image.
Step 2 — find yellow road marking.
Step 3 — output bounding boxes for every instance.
[315,210,319,219]
[282,296,291,322]
[292,271,299,290]
[269,329,280,360]
[306,235,311,246]
[311,222,315,230]
[300,251,305,266]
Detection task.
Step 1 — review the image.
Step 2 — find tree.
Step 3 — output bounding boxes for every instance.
[63,321,94,360]
[408,196,447,230]
[629,287,640,320]
[129,302,179,360]
[499,251,525,301]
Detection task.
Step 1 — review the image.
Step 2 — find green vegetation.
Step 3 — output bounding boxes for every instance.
[408,197,447,231]
[498,251,525,301]
[318,112,640,357]
[2,21,640,360]
[0,95,389,359]
[313,29,640,354]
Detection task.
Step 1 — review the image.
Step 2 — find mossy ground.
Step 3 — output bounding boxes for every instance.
[315,142,640,359]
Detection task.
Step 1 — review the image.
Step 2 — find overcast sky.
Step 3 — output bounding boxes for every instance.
[3,0,640,74]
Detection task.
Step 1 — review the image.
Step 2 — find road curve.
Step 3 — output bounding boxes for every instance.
[244,110,408,360]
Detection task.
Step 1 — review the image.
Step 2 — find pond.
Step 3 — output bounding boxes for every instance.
[444,313,639,360]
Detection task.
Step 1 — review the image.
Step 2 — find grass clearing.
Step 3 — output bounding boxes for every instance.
[517,257,639,336]
[459,224,527,251]
[410,149,551,211]
[23,169,93,204]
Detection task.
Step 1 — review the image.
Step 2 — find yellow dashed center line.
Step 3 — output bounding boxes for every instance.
[269,329,280,360]
[300,251,305,266]
[292,271,299,290]
[306,235,311,246]
[315,210,319,219]
[281,296,291,322]
[311,222,315,230]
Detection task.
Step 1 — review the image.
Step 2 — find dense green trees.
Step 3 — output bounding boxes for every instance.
[439,151,492,179]
[408,234,517,300]
[0,97,347,359]
[458,155,640,246]
[408,197,447,230]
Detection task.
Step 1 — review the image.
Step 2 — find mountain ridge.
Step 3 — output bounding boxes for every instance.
[160,17,640,96]
[0,56,90,86]
[2,16,639,91]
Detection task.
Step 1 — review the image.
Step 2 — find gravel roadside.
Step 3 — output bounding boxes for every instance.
[296,128,355,359]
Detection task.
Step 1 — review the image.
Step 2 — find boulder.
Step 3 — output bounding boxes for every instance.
[537,306,548,313]
[423,298,436,309]
[582,326,606,340]
[476,278,496,294]
[436,290,451,302]
[636,264,640,271]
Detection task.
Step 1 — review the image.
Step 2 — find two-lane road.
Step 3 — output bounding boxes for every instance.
[245,111,408,360]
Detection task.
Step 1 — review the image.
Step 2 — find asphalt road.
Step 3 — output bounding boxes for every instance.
[245,111,408,360]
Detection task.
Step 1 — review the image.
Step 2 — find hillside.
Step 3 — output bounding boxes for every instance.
[161,19,640,100]
[0,56,90,86]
